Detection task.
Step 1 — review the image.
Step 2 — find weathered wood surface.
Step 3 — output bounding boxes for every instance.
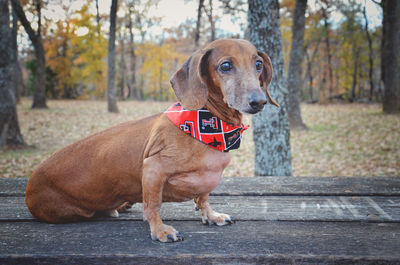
[2,196,399,222]
[1,221,399,264]
[0,177,399,264]
[1,176,400,197]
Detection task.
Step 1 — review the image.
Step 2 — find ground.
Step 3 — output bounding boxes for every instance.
[0,99,399,178]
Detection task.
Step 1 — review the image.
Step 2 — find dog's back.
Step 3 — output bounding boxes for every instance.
[25,114,160,223]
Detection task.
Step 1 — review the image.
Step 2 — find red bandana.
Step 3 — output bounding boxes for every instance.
[164,102,249,152]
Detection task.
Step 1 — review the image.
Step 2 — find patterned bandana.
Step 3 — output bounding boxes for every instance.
[164,102,249,152]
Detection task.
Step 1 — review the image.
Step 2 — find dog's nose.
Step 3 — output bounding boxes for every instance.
[248,92,267,110]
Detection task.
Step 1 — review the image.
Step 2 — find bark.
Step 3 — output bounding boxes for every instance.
[194,0,205,48]
[362,6,374,101]
[321,7,333,101]
[119,37,126,99]
[304,37,321,103]
[95,0,100,34]
[349,47,360,102]
[127,5,137,99]
[381,0,400,113]
[248,0,292,176]
[107,0,119,113]
[0,0,25,148]
[11,0,47,109]
[11,4,25,103]
[287,0,307,129]
[203,0,216,42]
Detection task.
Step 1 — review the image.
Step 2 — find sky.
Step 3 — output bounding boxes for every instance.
[26,0,383,43]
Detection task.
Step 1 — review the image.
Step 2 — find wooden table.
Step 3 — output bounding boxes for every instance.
[1,177,399,264]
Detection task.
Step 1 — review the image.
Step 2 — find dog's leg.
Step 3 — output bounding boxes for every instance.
[142,156,184,243]
[194,194,236,226]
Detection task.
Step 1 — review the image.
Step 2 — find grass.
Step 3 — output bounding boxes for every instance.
[0,99,399,178]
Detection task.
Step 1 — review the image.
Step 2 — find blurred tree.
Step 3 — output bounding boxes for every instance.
[11,5,25,103]
[195,0,205,48]
[320,0,334,101]
[248,0,292,176]
[379,0,400,113]
[138,41,185,100]
[0,0,25,148]
[44,18,77,98]
[11,0,47,109]
[287,0,307,129]
[362,4,374,101]
[70,4,107,97]
[108,0,119,113]
[203,0,216,42]
[126,1,137,99]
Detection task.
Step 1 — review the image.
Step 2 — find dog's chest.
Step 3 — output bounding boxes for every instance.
[165,150,230,201]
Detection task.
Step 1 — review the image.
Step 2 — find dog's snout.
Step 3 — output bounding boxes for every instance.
[248,92,267,110]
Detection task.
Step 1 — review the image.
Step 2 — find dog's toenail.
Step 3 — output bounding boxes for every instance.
[177,232,184,241]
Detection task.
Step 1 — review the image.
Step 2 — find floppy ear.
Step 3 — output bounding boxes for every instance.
[257,51,280,108]
[170,49,212,110]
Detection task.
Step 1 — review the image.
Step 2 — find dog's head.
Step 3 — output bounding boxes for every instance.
[170,39,279,114]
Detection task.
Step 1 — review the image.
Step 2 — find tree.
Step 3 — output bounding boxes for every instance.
[0,0,25,148]
[11,4,25,103]
[320,0,334,101]
[380,0,400,113]
[248,0,292,176]
[126,0,138,99]
[362,4,375,101]
[287,0,308,129]
[108,0,119,113]
[203,0,216,42]
[194,0,205,48]
[11,0,47,109]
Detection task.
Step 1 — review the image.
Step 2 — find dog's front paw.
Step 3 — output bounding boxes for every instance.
[202,211,236,226]
[151,224,184,243]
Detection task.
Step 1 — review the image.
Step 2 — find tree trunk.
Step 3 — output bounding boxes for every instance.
[304,37,321,103]
[287,0,307,129]
[0,0,25,149]
[119,37,126,100]
[381,0,400,113]
[127,5,137,100]
[107,0,119,113]
[248,0,292,176]
[362,5,374,101]
[194,0,205,48]
[203,0,216,42]
[349,47,360,102]
[11,0,47,109]
[11,4,25,103]
[95,0,100,34]
[322,7,333,102]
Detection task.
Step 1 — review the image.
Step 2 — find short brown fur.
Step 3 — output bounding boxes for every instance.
[25,39,277,242]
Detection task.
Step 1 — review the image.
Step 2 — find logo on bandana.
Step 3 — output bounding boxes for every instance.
[164,102,249,152]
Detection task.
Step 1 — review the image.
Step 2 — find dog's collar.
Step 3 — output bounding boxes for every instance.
[164,102,249,152]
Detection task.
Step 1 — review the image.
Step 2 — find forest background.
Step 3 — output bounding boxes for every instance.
[0,0,399,178]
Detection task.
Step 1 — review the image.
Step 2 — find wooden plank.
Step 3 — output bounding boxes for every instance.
[2,196,399,222]
[1,176,400,197]
[214,176,400,196]
[0,221,399,264]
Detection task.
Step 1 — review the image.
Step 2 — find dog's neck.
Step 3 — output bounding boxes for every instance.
[205,89,242,126]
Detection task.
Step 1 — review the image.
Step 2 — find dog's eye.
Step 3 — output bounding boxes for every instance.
[219,62,232,73]
[255,60,263,72]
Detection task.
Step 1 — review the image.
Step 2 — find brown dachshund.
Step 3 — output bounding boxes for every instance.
[25,39,279,243]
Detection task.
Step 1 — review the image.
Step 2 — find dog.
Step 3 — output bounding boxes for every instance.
[25,39,279,243]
